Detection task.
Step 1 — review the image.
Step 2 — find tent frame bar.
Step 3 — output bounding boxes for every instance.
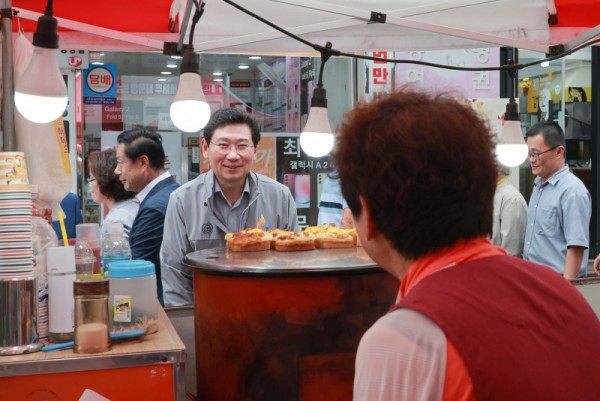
[273,0,550,53]
[563,24,600,52]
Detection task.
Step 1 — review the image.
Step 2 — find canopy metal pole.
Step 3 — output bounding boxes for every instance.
[590,46,600,258]
[176,0,194,52]
[1,0,15,151]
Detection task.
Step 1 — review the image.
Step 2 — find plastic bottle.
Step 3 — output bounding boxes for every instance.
[101,223,132,275]
[76,223,101,277]
[74,240,96,280]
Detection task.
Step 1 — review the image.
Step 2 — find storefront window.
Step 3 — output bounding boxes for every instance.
[79,48,594,230]
[80,52,353,226]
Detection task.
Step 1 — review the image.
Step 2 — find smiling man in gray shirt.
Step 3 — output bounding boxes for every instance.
[160,108,299,307]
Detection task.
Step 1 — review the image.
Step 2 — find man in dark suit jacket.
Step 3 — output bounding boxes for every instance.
[115,128,179,305]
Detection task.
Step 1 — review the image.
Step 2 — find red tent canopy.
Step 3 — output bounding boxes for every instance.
[554,0,600,28]
[10,0,600,53]
[13,0,174,34]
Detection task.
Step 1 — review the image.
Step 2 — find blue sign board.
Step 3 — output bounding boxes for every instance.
[83,64,117,105]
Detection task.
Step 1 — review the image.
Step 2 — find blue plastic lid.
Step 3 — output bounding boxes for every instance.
[108,260,155,278]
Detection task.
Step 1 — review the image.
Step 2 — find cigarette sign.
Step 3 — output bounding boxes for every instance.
[83,64,118,105]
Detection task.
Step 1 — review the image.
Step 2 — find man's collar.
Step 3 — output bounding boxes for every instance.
[536,165,569,186]
[213,176,250,199]
[136,171,171,204]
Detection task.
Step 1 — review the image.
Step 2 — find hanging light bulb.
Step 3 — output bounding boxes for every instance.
[496,59,527,167]
[300,43,334,158]
[169,1,210,133]
[497,99,528,167]
[15,0,68,124]
[170,47,211,133]
[300,86,334,158]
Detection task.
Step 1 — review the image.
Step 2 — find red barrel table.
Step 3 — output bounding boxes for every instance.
[183,246,397,401]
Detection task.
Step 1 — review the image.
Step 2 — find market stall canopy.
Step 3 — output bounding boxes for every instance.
[11,0,600,54]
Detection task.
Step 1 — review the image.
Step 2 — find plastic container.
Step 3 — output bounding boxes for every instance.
[108,260,158,333]
[47,246,76,342]
[101,223,132,275]
[76,223,101,276]
[74,279,111,354]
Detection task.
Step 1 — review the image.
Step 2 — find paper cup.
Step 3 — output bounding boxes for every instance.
[0,152,28,186]
[0,184,30,192]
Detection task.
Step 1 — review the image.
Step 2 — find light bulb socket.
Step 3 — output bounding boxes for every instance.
[311,86,328,108]
[505,100,519,121]
[180,47,200,75]
[33,14,59,49]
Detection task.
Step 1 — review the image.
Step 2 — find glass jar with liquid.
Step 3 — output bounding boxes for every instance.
[73,279,111,354]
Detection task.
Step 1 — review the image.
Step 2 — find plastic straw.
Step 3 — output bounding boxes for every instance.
[58,210,69,247]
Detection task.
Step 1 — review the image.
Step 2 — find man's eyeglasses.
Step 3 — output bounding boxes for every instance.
[527,145,559,161]
[210,142,254,155]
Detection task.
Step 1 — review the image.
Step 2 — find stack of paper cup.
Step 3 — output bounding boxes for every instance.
[0,152,33,277]
[0,152,39,354]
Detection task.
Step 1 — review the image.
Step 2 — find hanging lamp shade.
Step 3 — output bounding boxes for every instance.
[15,2,68,124]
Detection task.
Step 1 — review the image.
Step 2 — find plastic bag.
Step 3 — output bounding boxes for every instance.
[13,34,72,217]
[32,216,59,341]
[32,216,59,275]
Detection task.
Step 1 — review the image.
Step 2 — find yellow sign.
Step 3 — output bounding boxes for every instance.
[527,90,539,113]
[54,118,72,175]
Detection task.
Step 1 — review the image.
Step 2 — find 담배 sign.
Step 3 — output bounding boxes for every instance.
[83,64,117,105]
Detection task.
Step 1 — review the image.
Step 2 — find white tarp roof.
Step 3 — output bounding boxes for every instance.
[12,0,600,54]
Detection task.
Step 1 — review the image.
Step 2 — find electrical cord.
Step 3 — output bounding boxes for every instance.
[222,0,600,73]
